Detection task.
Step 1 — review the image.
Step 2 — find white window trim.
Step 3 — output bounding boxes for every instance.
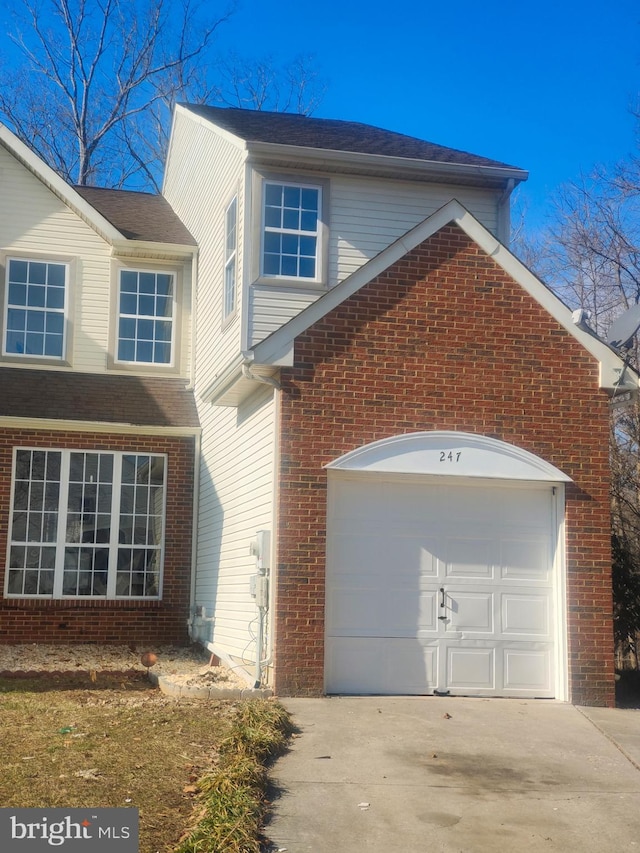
[251,172,329,288]
[2,255,69,361]
[4,448,167,601]
[115,266,177,368]
[223,195,238,323]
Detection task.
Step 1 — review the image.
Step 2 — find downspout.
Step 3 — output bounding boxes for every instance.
[497,178,516,245]
[241,357,281,686]
[187,428,202,641]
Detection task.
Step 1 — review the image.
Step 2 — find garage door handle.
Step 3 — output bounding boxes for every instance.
[439,587,445,608]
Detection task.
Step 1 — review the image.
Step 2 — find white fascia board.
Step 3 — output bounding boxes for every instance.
[251,199,636,392]
[246,140,529,185]
[0,415,201,437]
[0,123,124,244]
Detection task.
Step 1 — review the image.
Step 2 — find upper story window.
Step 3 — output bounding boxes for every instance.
[6,448,166,599]
[262,182,321,280]
[4,258,67,359]
[224,196,237,320]
[117,269,174,365]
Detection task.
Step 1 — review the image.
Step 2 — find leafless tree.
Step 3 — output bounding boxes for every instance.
[0,0,324,191]
[517,141,640,670]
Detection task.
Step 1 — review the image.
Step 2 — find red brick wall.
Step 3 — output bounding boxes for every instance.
[274,224,614,705]
[0,428,195,646]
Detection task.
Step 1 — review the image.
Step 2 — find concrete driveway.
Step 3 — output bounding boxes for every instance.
[266,697,640,853]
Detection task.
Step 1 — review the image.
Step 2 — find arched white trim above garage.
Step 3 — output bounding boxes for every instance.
[326,431,572,482]
[324,432,569,701]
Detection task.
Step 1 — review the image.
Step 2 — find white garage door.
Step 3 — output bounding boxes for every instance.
[325,475,559,697]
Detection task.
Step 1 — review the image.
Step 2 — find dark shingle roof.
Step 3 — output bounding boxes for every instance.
[0,368,200,428]
[182,104,522,172]
[74,185,196,246]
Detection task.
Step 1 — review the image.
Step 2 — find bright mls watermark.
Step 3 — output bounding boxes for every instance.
[0,809,138,851]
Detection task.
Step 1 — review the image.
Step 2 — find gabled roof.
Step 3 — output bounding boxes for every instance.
[180,104,527,180]
[205,200,638,406]
[74,185,196,246]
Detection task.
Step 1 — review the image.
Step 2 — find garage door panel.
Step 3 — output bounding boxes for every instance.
[446,646,495,690]
[447,591,494,633]
[500,536,551,582]
[444,537,494,579]
[326,637,438,694]
[502,594,551,637]
[503,647,553,693]
[328,587,438,637]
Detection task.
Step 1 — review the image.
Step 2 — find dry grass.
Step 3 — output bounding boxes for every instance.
[0,673,288,853]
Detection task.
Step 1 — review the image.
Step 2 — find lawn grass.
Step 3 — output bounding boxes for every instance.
[0,674,292,853]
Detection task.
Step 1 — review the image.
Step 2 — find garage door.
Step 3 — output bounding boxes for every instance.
[325,474,559,697]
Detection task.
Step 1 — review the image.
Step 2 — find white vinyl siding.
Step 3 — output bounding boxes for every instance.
[191,390,275,661]
[0,145,192,377]
[248,172,501,345]
[163,110,245,390]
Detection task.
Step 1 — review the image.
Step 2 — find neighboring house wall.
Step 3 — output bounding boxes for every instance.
[274,224,612,705]
[191,389,276,661]
[0,428,195,645]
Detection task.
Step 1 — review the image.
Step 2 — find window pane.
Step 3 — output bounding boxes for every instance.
[301,188,319,211]
[299,257,316,278]
[263,254,280,276]
[301,210,318,232]
[283,186,301,207]
[27,286,46,307]
[265,184,282,205]
[9,260,28,282]
[47,264,65,287]
[281,255,298,277]
[120,294,137,315]
[118,340,135,362]
[8,283,27,305]
[154,342,171,364]
[283,208,300,230]
[121,270,138,292]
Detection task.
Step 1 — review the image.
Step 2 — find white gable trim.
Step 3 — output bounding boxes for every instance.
[0,122,124,244]
[326,431,572,482]
[251,200,635,392]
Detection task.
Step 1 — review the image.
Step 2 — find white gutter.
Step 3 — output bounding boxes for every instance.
[246,140,528,185]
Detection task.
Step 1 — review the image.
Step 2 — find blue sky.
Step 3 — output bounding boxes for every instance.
[217,0,640,233]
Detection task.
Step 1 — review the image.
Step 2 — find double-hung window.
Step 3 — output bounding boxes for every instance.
[4,258,67,358]
[6,449,166,599]
[117,269,175,365]
[262,182,321,280]
[223,196,237,320]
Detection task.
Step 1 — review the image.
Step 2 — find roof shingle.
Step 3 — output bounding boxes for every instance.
[74,185,196,245]
[182,104,522,172]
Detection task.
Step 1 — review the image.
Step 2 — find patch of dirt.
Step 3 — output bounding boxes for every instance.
[0,643,248,691]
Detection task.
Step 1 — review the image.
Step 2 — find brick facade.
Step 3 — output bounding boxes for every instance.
[274,224,614,706]
[0,428,195,646]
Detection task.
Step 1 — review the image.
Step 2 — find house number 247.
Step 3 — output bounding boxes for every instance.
[439,451,462,462]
